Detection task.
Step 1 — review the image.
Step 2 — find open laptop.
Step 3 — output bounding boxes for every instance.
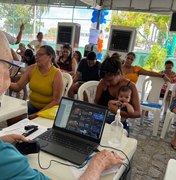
[36,97,108,165]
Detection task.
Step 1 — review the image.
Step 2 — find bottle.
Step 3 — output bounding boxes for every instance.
[108,109,124,148]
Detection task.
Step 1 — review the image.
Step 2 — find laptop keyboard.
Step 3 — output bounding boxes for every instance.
[38,131,95,154]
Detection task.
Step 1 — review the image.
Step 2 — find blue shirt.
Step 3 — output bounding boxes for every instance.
[0,140,51,180]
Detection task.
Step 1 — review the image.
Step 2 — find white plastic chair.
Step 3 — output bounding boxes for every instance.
[62,72,73,97]
[140,77,170,136]
[160,84,176,139]
[77,81,99,103]
[136,75,149,99]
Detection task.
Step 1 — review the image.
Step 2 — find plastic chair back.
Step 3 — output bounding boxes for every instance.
[141,77,169,108]
[78,81,99,103]
[62,72,73,97]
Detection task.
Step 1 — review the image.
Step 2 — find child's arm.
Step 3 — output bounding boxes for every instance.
[122,103,134,113]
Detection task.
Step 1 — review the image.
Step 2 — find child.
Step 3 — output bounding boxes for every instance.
[117,86,134,113]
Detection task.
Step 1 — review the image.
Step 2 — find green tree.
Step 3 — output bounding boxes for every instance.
[109,11,170,49]
[0,4,49,36]
[144,43,167,71]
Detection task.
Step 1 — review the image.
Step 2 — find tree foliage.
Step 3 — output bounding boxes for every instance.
[143,43,167,71]
[0,4,49,35]
[109,11,170,49]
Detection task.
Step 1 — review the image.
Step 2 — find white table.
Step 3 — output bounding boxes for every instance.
[164,159,176,180]
[0,95,27,123]
[27,117,137,180]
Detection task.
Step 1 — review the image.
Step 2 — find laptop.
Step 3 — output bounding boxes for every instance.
[36,97,108,165]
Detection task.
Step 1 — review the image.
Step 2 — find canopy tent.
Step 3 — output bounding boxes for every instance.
[0,0,176,13]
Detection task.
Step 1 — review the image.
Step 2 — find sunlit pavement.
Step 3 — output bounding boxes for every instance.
[129,113,176,180]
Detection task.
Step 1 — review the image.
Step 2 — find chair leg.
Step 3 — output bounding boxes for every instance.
[140,110,145,125]
[152,110,160,136]
[160,112,172,139]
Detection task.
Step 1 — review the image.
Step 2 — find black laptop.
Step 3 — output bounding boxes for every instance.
[36,97,108,165]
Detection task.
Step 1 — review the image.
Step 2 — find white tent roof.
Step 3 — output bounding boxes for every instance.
[0,0,176,13]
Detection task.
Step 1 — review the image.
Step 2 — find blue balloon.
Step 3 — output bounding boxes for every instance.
[103,10,109,16]
[91,16,98,23]
[92,10,98,17]
[97,53,102,60]
[100,17,106,24]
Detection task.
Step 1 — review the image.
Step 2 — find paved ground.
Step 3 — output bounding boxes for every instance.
[128,114,176,180]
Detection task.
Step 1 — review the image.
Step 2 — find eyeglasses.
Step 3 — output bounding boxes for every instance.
[35,53,46,58]
[0,59,21,77]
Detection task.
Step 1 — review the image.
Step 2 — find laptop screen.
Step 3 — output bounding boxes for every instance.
[54,97,107,140]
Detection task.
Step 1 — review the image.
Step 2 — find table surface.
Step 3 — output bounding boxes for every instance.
[27,117,137,180]
[164,159,176,180]
[0,95,27,122]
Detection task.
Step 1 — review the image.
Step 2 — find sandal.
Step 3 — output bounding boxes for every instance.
[171,143,176,150]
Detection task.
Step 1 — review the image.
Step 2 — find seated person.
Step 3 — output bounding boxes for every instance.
[56,43,77,76]
[16,43,26,59]
[0,32,124,179]
[10,45,64,120]
[27,32,47,53]
[122,52,170,84]
[73,50,82,63]
[23,49,36,66]
[95,55,140,133]
[68,51,101,98]
[160,60,176,98]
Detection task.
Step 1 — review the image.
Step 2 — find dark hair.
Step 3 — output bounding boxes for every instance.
[99,56,122,78]
[37,32,43,37]
[40,45,56,63]
[24,49,35,65]
[87,51,96,61]
[165,60,174,67]
[60,43,73,68]
[74,50,82,63]
[119,86,132,93]
[127,52,136,59]
[63,43,72,52]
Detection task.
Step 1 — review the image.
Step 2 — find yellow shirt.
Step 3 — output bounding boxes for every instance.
[29,65,58,109]
[123,66,142,84]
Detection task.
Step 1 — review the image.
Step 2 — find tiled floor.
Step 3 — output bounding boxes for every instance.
[129,114,176,180]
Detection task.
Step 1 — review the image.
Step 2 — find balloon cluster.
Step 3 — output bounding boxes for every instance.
[91,9,109,24]
[90,9,109,60]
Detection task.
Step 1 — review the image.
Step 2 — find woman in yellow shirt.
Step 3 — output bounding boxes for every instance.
[122,52,170,84]
[10,45,64,119]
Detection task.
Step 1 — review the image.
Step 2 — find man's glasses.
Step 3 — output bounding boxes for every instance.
[0,59,21,77]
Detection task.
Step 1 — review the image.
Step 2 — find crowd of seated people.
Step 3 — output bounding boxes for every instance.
[3,22,176,152]
[1,21,176,180]
[0,31,124,179]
